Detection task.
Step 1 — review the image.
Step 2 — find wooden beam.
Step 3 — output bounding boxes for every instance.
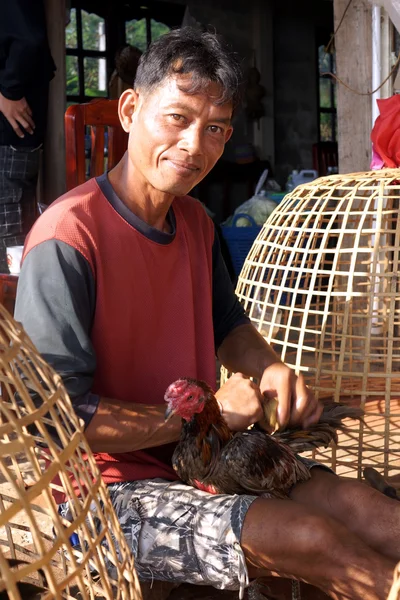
[334,0,372,173]
[43,0,66,204]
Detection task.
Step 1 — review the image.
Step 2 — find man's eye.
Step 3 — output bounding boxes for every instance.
[170,114,183,121]
[208,125,223,134]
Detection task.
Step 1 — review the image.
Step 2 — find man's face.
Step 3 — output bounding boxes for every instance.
[125,74,233,197]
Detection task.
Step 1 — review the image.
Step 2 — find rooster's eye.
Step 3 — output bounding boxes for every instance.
[187,395,193,401]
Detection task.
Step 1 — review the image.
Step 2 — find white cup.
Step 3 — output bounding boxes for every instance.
[6,245,24,275]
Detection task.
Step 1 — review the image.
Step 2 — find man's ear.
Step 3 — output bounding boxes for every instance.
[118,89,139,132]
[225,126,234,144]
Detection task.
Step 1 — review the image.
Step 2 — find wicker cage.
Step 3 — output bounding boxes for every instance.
[222,169,400,481]
[0,304,142,599]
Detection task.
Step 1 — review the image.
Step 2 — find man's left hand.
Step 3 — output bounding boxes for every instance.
[259,362,322,429]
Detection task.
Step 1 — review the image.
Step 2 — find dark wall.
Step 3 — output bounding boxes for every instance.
[273,0,333,185]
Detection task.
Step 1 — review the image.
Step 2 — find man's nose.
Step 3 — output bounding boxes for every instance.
[178,126,203,155]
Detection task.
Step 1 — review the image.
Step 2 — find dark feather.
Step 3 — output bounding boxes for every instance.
[169,380,365,500]
[273,402,364,454]
[170,380,311,499]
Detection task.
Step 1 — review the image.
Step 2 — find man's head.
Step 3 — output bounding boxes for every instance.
[118,28,243,198]
[134,27,242,115]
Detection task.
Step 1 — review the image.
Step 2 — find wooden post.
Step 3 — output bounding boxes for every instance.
[43,0,66,204]
[334,0,372,173]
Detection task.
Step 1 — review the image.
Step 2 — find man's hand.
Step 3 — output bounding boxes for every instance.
[259,362,322,429]
[216,372,264,431]
[0,93,35,138]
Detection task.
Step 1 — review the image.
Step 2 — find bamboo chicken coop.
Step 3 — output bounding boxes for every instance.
[0,304,142,599]
[225,169,400,482]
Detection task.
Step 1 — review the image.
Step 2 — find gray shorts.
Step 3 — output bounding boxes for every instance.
[107,457,328,593]
[59,458,329,595]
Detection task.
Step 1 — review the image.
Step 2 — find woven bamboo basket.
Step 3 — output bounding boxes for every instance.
[0,304,142,599]
[222,169,400,482]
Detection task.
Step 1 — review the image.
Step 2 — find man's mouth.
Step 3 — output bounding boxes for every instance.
[166,159,201,174]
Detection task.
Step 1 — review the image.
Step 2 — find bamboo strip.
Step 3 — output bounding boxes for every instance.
[0,304,142,599]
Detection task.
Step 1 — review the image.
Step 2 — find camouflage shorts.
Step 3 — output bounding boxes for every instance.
[107,479,256,594]
[58,459,330,594]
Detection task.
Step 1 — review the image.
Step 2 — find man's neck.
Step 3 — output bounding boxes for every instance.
[108,158,174,232]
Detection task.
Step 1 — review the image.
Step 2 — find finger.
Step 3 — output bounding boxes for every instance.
[300,393,319,422]
[24,113,35,130]
[16,116,34,135]
[290,377,315,425]
[10,118,24,138]
[303,402,323,428]
[275,384,292,428]
[25,104,33,117]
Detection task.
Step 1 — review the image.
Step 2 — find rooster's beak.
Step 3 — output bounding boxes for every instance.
[165,405,175,422]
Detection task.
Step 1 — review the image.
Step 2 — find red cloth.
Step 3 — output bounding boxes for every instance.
[371,95,400,168]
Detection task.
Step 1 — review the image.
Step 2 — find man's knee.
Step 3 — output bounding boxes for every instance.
[291,513,343,557]
[241,498,343,566]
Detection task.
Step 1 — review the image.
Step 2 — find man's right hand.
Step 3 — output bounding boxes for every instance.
[0,93,35,138]
[215,372,264,431]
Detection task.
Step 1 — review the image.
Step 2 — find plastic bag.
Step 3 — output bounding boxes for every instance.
[229,192,278,226]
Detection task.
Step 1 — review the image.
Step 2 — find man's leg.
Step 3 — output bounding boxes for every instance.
[240,496,395,600]
[0,145,40,272]
[290,468,400,561]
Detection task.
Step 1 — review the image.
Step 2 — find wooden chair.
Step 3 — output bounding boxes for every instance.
[312,141,338,176]
[0,274,18,316]
[65,98,128,191]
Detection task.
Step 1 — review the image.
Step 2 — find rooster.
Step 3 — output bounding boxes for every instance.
[164,378,363,499]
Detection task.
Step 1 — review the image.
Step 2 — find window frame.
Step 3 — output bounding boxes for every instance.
[66,7,108,104]
[317,44,337,144]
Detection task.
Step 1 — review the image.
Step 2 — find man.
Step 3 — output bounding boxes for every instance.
[0,0,55,272]
[15,28,400,600]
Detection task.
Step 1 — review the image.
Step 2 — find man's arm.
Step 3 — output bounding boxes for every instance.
[84,399,181,453]
[211,232,322,429]
[15,240,181,453]
[217,321,282,379]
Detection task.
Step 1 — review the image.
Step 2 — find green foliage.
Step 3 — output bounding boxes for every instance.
[126,19,170,52]
[126,19,148,52]
[66,55,79,96]
[66,8,77,49]
[318,45,337,142]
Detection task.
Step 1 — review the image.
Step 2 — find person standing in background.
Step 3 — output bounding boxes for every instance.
[108,45,142,100]
[0,0,55,272]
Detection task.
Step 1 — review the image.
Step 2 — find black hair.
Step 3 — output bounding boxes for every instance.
[134,27,243,113]
[115,45,142,85]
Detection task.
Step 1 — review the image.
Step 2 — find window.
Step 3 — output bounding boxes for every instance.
[318,45,337,142]
[65,3,181,105]
[66,8,108,103]
[126,16,170,52]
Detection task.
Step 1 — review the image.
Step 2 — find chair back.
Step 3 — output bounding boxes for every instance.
[0,274,18,315]
[65,99,128,191]
[312,141,338,176]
